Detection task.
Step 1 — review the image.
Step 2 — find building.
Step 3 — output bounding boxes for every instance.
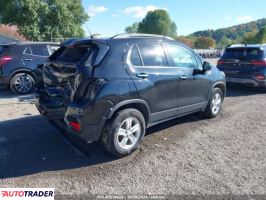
[0,34,19,44]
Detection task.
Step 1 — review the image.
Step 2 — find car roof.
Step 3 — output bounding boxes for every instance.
[17,42,59,46]
[228,44,266,49]
[0,42,59,47]
[71,34,187,48]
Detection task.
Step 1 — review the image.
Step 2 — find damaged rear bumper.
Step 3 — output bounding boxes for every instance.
[36,89,111,143]
[35,87,66,118]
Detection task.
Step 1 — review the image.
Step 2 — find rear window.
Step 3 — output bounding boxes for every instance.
[58,45,91,64]
[222,48,264,60]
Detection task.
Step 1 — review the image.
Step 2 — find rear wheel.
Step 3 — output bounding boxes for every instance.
[204,88,223,118]
[101,109,146,157]
[10,72,35,94]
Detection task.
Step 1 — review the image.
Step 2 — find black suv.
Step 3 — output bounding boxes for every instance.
[36,34,226,157]
[217,44,266,88]
[0,42,59,94]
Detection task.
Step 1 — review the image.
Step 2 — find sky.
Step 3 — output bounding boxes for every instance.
[82,0,266,37]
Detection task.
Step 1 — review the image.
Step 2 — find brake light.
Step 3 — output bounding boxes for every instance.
[0,56,13,67]
[251,60,266,66]
[68,122,81,132]
[217,60,225,65]
[254,74,265,80]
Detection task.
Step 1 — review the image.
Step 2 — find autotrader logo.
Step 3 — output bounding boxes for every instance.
[0,188,54,200]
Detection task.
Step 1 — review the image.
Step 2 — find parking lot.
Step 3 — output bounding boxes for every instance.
[0,61,266,198]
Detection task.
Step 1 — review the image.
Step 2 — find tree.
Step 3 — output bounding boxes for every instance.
[138,10,177,37]
[0,25,26,41]
[254,26,266,43]
[194,37,216,49]
[0,0,89,41]
[169,22,177,38]
[217,36,232,49]
[242,31,257,44]
[175,36,193,47]
[125,23,139,33]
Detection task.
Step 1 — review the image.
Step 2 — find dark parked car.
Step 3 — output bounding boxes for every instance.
[36,34,226,157]
[217,44,266,87]
[0,42,59,94]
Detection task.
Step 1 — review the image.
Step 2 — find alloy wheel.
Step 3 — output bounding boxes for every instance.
[116,117,141,150]
[14,74,34,94]
[211,93,222,115]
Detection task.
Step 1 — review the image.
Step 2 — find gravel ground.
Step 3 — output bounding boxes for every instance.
[0,69,266,199]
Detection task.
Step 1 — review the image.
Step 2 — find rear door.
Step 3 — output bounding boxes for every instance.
[22,45,49,70]
[127,43,179,123]
[163,43,210,115]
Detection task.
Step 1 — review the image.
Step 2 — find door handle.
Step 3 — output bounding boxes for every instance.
[180,75,187,80]
[136,73,149,79]
[24,58,32,61]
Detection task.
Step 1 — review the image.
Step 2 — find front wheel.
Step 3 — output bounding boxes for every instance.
[10,73,35,94]
[101,109,146,157]
[204,88,224,118]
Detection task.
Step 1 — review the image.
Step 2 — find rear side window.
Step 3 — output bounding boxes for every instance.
[222,48,264,60]
[24,47,32,54]
[130,46,142,66]
[137,43,167,66]
[58,45,90,64]
[31,45,49,56]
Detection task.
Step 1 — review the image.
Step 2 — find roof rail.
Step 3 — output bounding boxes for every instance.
[230,44,246,48]
[111,33,174,40]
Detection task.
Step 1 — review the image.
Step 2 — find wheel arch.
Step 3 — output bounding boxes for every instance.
[10,68,36,84]
[105,99,151,126]
[212,81,226,99]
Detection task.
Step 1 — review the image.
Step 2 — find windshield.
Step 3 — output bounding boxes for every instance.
[222,47,264,60]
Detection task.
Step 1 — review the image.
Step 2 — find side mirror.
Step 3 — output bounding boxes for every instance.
[203,61,211,71]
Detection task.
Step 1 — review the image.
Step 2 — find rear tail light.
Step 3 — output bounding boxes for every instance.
[254,74,265,80]
[73,78,107,103]
[217,60,225,65]
[68,122,81,132]
[0,56,13,67]
[251,60,266,66]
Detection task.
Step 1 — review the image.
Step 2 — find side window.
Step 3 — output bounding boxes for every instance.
[130,46,142,66]
[137,43,167,67]
[165,43,198,69]
[195,54,203,70]
[31,45,49,56]
[50,45,60,54]
[24,47,32,55]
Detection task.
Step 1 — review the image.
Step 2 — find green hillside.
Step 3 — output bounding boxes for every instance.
[190,18,266,44]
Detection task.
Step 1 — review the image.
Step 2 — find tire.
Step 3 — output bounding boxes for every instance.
[10,72,35,94]
[101,108,146,157]
[204,87,224,118]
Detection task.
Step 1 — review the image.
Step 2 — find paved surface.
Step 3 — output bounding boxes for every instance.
[1,76,266,198]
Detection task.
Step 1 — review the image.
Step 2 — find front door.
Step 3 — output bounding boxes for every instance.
[163,43,210,115]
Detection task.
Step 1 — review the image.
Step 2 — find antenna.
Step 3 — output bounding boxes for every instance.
[84,23,93,39]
